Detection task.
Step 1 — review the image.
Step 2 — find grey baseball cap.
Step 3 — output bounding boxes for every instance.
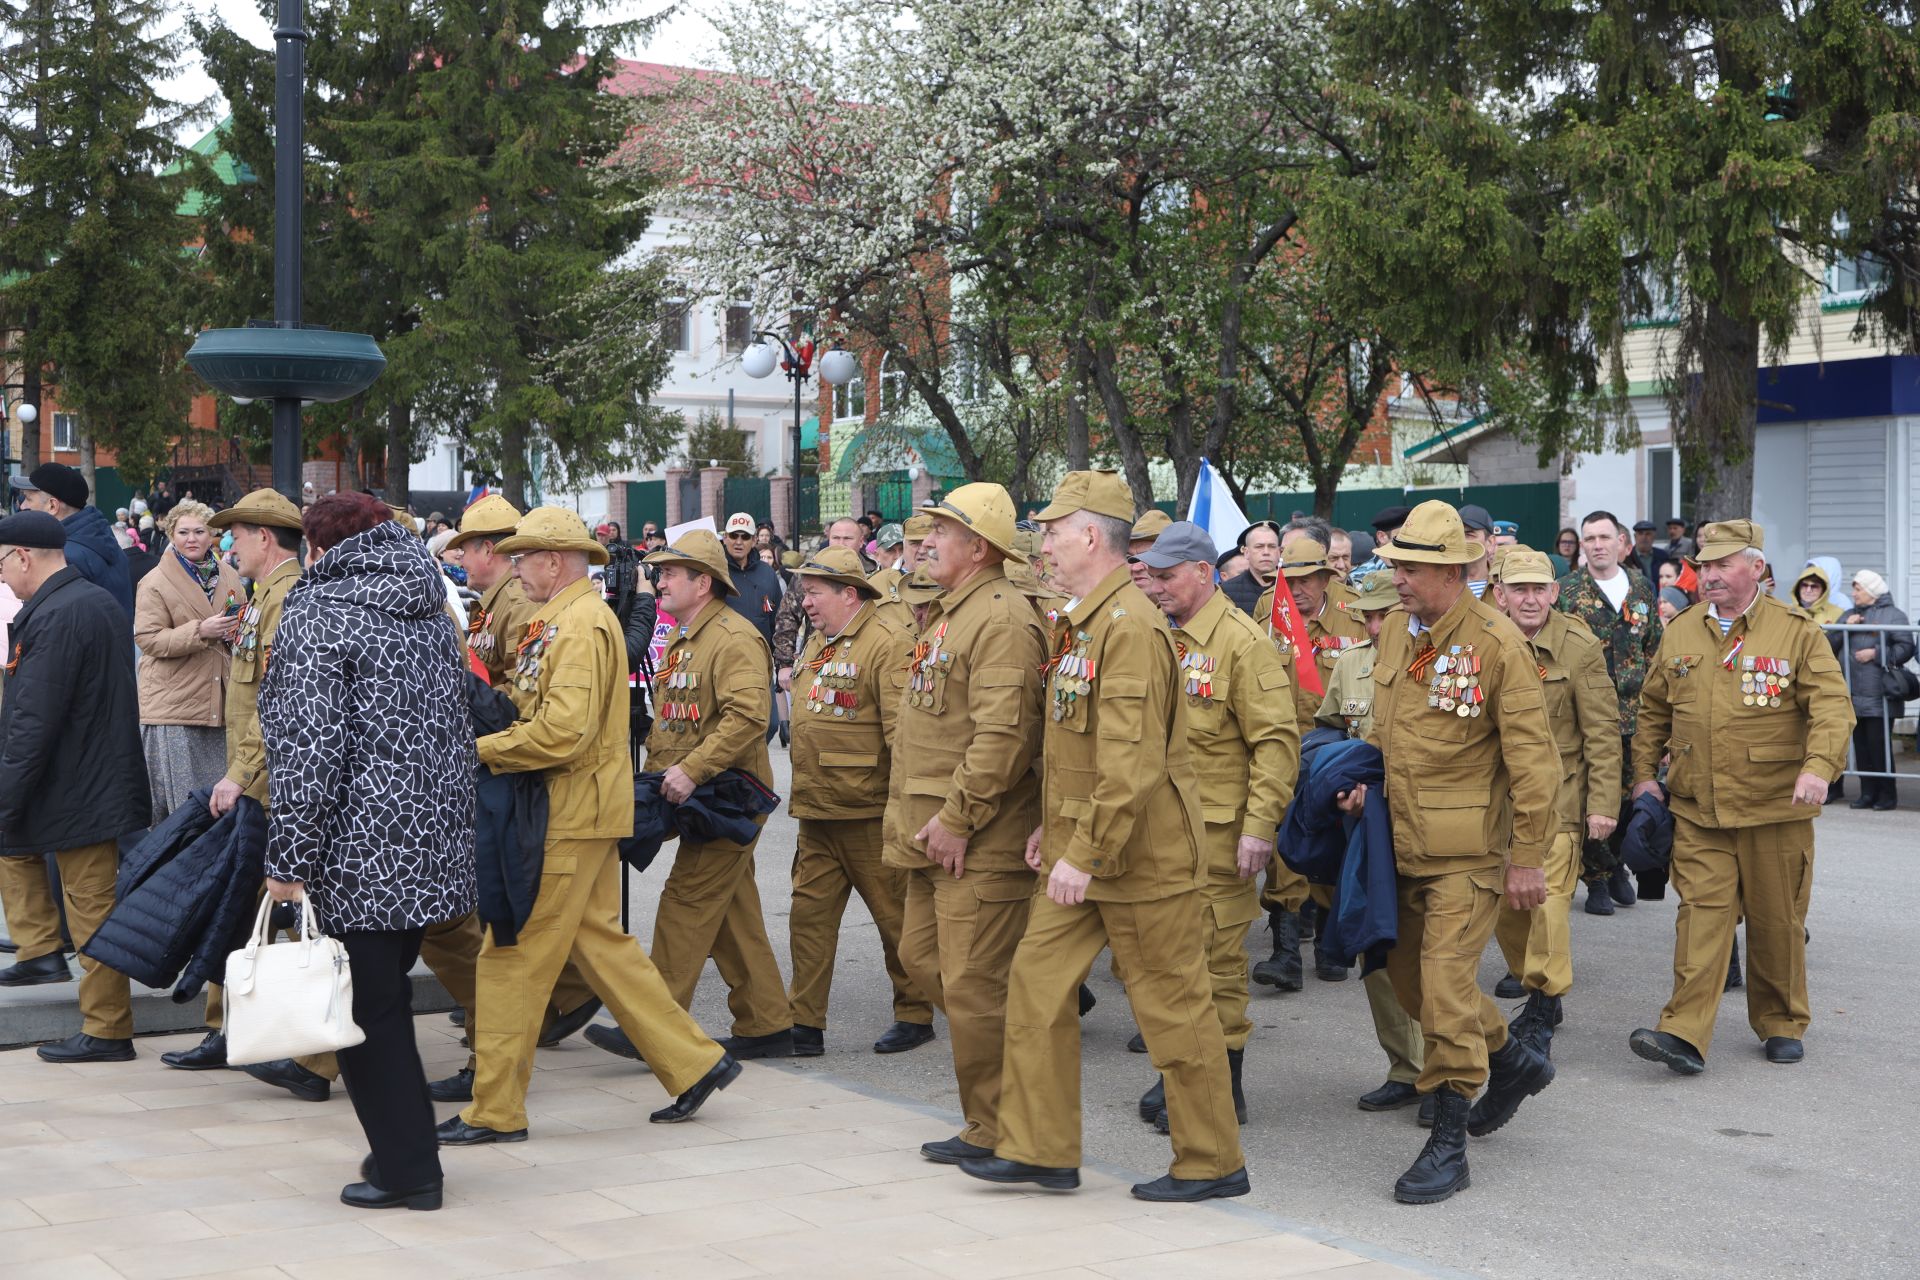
[1136,520,1219,569]
[1457,503,1495,533]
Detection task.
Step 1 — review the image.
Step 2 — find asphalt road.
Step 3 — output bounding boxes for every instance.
[619,751,1918,1280]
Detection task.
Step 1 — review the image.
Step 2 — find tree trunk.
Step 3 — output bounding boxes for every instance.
[1085,340,1154,514]
[385,400,412,508]
[1066,342,1091,470]
[78,426,97,502]
[501,418,528,509]
[20,355,41,469]
[1690,301,1759,522]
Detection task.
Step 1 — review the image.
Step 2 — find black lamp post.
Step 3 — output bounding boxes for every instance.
[185,0,386,502]
[740,329,855,543]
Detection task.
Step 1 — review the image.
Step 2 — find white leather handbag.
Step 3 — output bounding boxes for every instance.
[222,892,365,1066]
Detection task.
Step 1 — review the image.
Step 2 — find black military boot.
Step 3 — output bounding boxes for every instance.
[1493,972,1525,999]
[1583,877,1615,916]
[1607,865,1637,907]
[1138,1075,1166,1125]
[1394,1090,1470,1204]
[1726,936,1743,991]
[1250,910,1303,992]
[1311,935,1349,983]
[1227,1048,1248,1124]
[1507,991,1563,1058]
[1466,1035,1555,1137]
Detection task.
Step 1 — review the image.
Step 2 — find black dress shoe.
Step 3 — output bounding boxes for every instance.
[1872,798,1898,811]
[242,1059,332,1102]
[792,1025,826,1057]
[584,1022,647,1064]
[428,1067,474,1102]
[1607,866,1637,907]
[160,1031,227,1071]
[435,1115,528,1145]
[1849,796,1875,810]
[539,997,603,1048]
[1126,1030,1147,1053]
[1467,1036,1555,1137]
[0,935,16,953]
[340,1179,442,1211]
[448,1007,467,1027]
[1493,972,1525,1000]
[1138,1075,1166,1123]
[650,1053,742,1123]
[957,1156,1079,1190]
[1358,1080,1422,1112]
[1764,1036,1805,1064]
[1131,1167,1250,1202]
[1076,983,1096,1016]
[872,1021,934,1054]
[36,1033,134,1064]
[1312,942,1349,982]
[1629,1027,1705,1075]
[1417,1092,1436,1128]
[719,1029,794,1060]
[1583,879,1615,916]
[0,952,72,986]
[921,1136,993,1164]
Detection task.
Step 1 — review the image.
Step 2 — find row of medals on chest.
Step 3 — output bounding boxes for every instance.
[908,621,952,710]
[1050,630,1095,721]
[657,652,702,732]
[808,643,862,720]
[1427,644,1485,718]
[1737,654,1792,707]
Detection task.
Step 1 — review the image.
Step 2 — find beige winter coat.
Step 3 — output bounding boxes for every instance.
[134,551,245,727]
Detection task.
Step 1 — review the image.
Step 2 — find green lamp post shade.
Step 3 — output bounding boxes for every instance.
[186,327,386,403]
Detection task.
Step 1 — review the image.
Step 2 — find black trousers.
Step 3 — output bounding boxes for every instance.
[337,927,439,1192]
[1854,717,1893,805]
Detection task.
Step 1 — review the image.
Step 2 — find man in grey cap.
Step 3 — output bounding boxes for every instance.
[0,511,148,1061]
[1625,519,1670,584]
[1132,521,1298,1134]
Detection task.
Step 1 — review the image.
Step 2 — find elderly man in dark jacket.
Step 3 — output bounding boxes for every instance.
[1838,570,1914,811]
[12,463,133,624]
[0,511,150,1063]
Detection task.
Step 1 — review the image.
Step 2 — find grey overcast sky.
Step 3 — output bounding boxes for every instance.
[161,1,716,140]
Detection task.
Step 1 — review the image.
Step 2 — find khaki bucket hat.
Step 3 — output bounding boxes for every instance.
[207,488,305,532]
[1034,469,1136,523]
[1374,500,1482,565]
[446,493,522,550]
[793,546,881,598]
[642,527,735,594]
[920,483,1026,564]
[495,507,611,566]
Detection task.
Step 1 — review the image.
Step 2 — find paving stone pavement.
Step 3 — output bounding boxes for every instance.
[0,1019,1455,1280]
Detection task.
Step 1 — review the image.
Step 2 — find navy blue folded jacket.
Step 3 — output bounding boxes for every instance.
[82,789,267,1002]
[623,769,781,872]
[1620,787,1675,875]
[1278,733,1397,975]
[468,674,548,946]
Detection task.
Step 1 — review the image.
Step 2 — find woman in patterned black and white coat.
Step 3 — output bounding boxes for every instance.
[258,492,476,1212]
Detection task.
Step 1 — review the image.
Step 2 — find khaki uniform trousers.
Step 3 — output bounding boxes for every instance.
[465,838,723,1133]
[788,818,931,1030]
[1364,969,1424,1084]
[0,843,130,1040]
[896,865,1033,1149]
[1494,830,1581,998]
[999,890,1244,1179]
[1658,816,1813,1057]
[417,912,600,1070]
[1259,856,1309,913]
[651,827,790,1038]
[1385,868,1510,1098]
[1198,841,1262,1049]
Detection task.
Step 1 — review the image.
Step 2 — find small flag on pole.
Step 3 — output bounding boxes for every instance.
[1186,457,1250,557]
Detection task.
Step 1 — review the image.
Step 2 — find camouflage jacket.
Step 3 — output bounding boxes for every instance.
[1554,566,1662,737]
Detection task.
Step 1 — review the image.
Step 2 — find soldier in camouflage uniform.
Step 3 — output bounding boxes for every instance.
[1554,511,1662,913]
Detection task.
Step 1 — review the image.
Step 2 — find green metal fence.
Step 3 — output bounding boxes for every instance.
[625,479,665,535]
[1153,481,1561,551]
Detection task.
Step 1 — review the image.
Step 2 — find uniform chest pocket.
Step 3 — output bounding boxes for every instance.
[1542,671,1572,721]
[1667,657,1704,702]
[1184,673,1231,729]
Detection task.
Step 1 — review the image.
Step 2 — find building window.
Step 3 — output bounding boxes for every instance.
[1826,213,1887,301]
[724,303,753,353]
[52,412,78,453]
[1647,446,1676,529]
[661,285,691,352]
[833,367,866,422]
[879,353,907,414]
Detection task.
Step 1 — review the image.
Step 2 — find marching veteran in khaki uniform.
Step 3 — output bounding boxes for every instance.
[630,529,792,1057]
[960,472,1248,1205]
[883,483,1048,1167]
[440,509,738,1145]
[156,490,341,1099]
[1257,537,1368,984]
[419,495,601,1103]
[1628,520,1853,1075]
[1313,570,1430,1122]
[1343,499,1560,1204]
[784,546,933,1056]
[1490,550,1622,1054]
[1133,520,1297,1134]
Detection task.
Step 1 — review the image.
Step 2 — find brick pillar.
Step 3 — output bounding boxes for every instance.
[911,466,938,511]
[606,479,629,538]
[700,465,728,524]
[665,466,688,526]
[770,475,795,544]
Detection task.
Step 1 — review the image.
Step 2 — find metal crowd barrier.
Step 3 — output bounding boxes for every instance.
[1823,621,1920,784]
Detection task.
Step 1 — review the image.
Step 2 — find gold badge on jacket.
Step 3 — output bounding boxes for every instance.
[514,621,557,693]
